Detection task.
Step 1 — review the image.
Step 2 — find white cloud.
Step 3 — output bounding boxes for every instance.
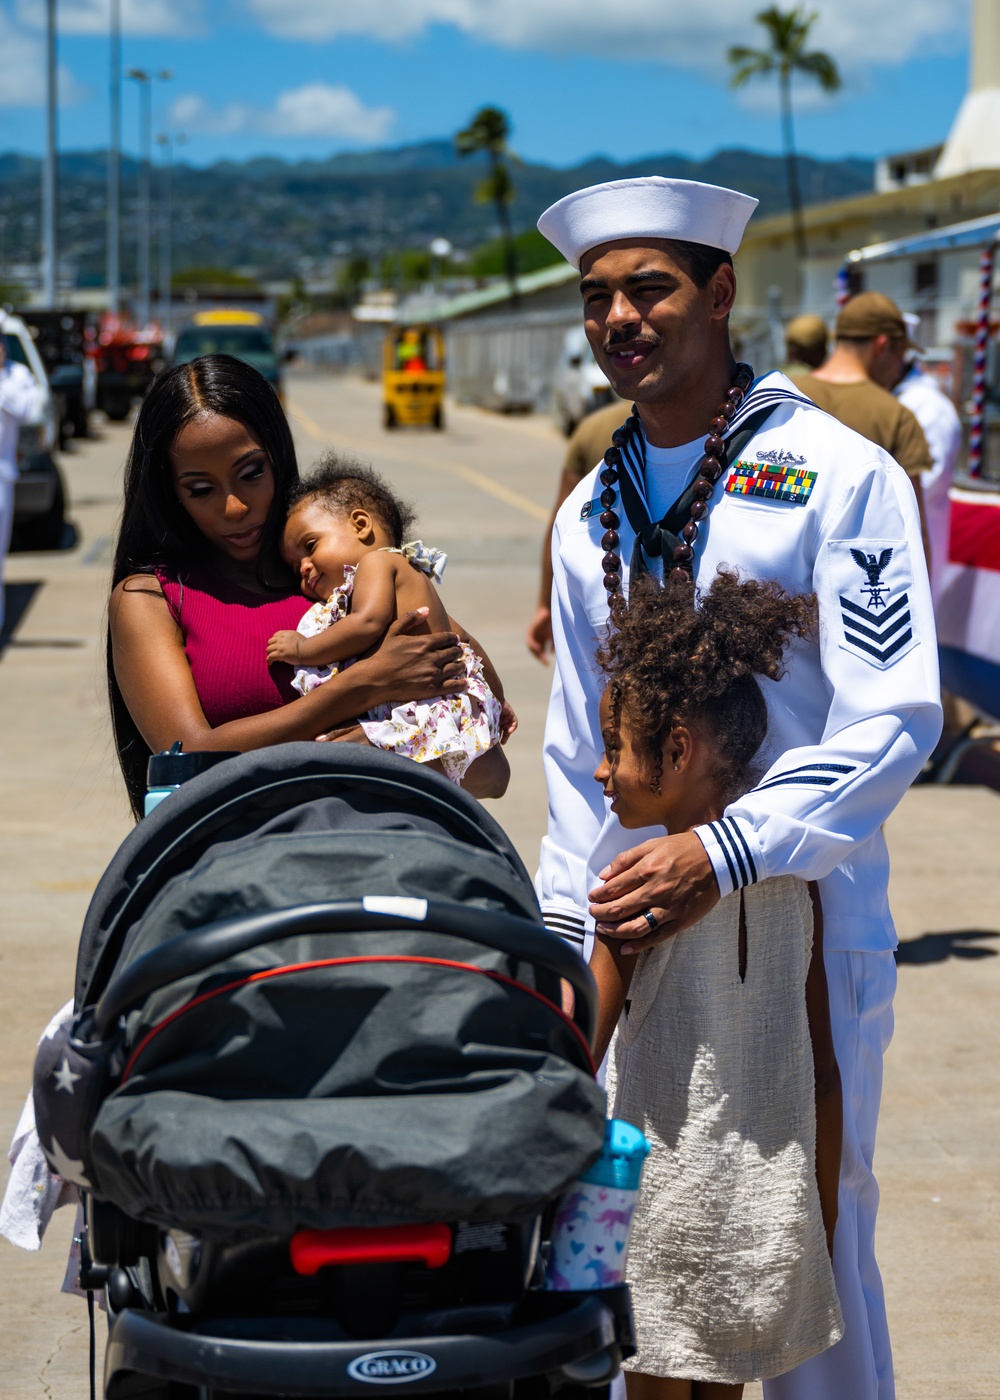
[169,83,395,142]
[0,10,87,106]
[243,0,967,74]
[16,0,201,36]
[0,10,47,106]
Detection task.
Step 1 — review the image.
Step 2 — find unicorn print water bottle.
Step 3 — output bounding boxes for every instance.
[545,1118,650,1290]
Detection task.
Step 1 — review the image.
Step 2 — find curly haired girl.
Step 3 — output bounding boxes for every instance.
[591,570,844,1399]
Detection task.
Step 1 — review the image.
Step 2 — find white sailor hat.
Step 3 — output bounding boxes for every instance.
[537,177,759,268]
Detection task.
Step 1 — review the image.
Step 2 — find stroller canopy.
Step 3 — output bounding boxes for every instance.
[77,744,539,1009]
[59,747,604,1237]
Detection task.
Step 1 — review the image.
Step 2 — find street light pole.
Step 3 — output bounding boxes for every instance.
[41,0,58,308]
[126,68,171,326]
[126,69,151,324]
[107,0,121,314]
[154,74,175,327]
[155,132,177,329]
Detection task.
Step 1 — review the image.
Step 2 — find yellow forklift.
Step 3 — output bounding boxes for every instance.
[382,325,446,430]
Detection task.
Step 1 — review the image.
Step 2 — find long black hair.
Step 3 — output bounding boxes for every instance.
[107,354,301,818]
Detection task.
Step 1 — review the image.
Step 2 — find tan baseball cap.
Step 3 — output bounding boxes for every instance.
[835,292,922,349]
[785,314,828,350]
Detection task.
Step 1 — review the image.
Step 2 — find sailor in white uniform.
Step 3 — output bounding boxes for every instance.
[893,351,961,601]
[535,177,942,1400]
[0,335,42,631]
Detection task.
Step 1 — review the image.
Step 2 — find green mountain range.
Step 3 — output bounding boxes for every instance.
[0,142,873,287]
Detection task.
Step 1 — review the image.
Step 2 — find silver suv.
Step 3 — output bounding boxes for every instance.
[2,310,65,550]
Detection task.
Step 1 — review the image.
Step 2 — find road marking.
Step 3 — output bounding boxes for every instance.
[286,396,549,524]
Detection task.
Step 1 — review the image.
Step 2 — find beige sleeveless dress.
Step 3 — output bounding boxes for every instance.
[606,876,843,1384]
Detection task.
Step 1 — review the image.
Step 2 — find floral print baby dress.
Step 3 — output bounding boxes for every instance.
[289,542,501,783]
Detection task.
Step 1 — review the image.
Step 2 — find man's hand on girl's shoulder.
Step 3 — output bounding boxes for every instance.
[588,831,720,953]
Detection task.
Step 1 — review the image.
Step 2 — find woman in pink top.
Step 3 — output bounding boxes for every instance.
[109,355,494,818]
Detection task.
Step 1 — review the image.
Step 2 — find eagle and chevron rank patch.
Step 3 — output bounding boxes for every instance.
[726,460,818,505]
[827,538,918,669]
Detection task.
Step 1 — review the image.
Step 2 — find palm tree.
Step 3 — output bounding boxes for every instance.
[728,7,841,260]
[456,106,519,302]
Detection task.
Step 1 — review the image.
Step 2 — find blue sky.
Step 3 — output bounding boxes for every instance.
[0,0,971,168]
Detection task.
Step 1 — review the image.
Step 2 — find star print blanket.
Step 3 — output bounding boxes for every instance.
[1,1000,78,1252]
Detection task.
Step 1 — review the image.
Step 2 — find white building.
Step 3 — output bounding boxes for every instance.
[734,0,1000,354]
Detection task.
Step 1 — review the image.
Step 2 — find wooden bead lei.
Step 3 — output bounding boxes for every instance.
[597,361,755,614]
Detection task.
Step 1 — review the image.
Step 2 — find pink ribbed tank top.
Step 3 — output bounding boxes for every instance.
[156,565,310,728]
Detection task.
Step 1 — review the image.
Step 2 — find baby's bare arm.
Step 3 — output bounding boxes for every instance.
[394,561,450,632]
[266,629,304,665]
[265,626,351,668]
[310,553,399,662]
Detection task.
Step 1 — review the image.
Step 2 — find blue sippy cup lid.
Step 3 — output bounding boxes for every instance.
[579,1118,651,1190]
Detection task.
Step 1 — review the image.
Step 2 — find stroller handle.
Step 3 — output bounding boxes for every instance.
[93,900,598,1046]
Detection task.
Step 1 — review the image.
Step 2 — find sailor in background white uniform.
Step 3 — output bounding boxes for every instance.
[536,177,942,1400]
[0,336,42,631]
[893,346,962,601]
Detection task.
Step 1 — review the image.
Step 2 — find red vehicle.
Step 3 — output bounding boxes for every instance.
[88,314,165,421]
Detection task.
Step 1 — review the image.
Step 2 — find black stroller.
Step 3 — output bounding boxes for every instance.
[33,745,634,1399]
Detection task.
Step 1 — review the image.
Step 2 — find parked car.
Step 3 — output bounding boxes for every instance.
[15,308,96,446]
[2,310,66,550]
[553,326,619,436]
[171,310,286,397]
[88,313,164,421]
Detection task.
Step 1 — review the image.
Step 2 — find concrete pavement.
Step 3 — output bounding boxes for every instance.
[0,369,997,1398]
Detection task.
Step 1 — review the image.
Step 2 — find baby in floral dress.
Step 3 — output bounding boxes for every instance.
[267,459,504,783]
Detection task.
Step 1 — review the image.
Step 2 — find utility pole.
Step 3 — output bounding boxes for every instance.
[127,69,173,327]
[125,69,171,326]
[155,134,170,327]
[41,0,58,308]
[155,132,185,329]
[107,0,121,314]
[126,69,150,324]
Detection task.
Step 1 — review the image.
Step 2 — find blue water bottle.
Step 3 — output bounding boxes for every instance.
[545,1118,650,1290]
[144,743,240,817]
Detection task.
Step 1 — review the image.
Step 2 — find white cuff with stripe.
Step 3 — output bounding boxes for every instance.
[540,902,587,949]
[694,816,764,897]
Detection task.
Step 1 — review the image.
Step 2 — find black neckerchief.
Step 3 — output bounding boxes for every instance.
[612,402,783,582]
